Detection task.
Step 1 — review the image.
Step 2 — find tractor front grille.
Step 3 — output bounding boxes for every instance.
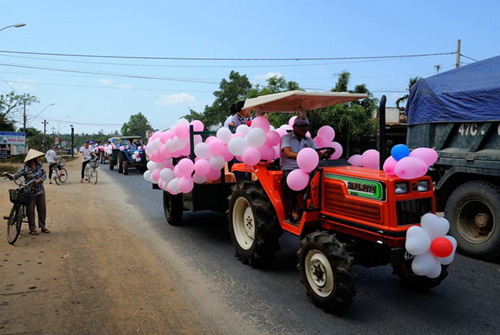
[396,198,433,226]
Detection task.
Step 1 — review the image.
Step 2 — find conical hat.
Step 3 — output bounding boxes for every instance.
[24,149,45,163]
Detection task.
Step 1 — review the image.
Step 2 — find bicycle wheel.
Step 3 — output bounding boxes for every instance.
[52,168,60,185]
[7,205,22,245]
[86,165,91,183]
[93,169,98,184]
[58,168,68,183]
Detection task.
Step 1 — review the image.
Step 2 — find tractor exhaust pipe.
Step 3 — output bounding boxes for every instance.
[379,95,387,170]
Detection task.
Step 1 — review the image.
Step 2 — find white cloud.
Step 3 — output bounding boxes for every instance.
[253,72,284,81]
[98,78,114,86]
[155,93,196,105]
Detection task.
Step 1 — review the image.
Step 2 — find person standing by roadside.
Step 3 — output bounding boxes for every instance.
[2,149,49,234]
[45,145,60,184]
[80,141,97,183]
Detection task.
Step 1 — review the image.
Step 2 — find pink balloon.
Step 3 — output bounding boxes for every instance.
[409,148,438,167]
[174,124,189,139]
[205,136,216,145]
[317,126,335,143]
[232,132,245,138]
[220,145,234,162]
[314,136,329,148]
[361,149,380,169]
[259,145,275,161]
[275,128,288,138]
[151,168,161,182]
[190,120,204,132]
[159,146,170,160]
[241,147,261,166]
[251,116,270,133]
[395,157,429,180]
[297,148,319,173]
[177,158,194,176]
[173,165,183,178]
[178,176,194,193]
[265,131,281,147]
[383,156,397,176]
[208,138,224,155]
[328,141,343,160]
[179,145,191,156]
[194,159,211,176]
[288,116,297,128]
[206,168,221,181]
[138,146,142,151]
[348,154,363,167]
[119,146,125,151]
[159,131,169,144]
[287,169,310,191]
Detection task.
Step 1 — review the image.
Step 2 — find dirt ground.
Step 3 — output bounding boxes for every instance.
[0,159,223,335]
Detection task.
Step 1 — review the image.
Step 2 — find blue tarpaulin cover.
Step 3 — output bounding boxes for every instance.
[406,55,500,125]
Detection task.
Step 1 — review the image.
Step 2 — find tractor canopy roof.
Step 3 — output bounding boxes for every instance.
[120,135,143,140]
[242,91,367,114]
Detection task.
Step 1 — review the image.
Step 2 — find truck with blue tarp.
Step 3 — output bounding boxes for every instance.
[406,55,500,260]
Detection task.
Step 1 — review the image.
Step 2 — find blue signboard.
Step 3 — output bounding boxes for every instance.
[0,132,26,145]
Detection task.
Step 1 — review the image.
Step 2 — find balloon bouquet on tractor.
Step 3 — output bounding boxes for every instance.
[143,91,457,314]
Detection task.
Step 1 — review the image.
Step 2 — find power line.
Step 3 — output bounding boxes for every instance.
[460,53,478,62]
[0,49,456,61]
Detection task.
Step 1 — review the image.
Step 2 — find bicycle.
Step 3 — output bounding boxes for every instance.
[51,158,68,185]
[85,158,99,184]
[3,176,36,245]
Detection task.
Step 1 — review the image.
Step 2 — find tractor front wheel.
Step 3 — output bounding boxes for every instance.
[228,181,282,267]
[123,160,129,175]
[298,231,357,313]
[393,260,448,291]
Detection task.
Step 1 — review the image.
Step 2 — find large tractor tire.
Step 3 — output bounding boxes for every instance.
[118,155,123,174]
[297,231,357,313]
[444,180,500,260]
[227,181,282,267]
[392,261,448,291]
[109,158,114,170]
[163,191,184,226]
[123,160,129,175]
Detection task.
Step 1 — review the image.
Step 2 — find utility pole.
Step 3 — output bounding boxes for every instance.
[23,99,27,153]
[456,39,461,68]
[70,125,74,158]
[42,120,48,150]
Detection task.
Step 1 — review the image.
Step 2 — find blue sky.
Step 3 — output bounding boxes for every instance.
[1,0,499,135]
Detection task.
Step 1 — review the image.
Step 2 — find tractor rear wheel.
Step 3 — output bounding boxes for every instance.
[118,156,123,174]
[228,181,282,267]
[298,231,357,313]
[163,191,183,226]
[109,158,114,170]
[444,180,500,260]
[393,260,448,291]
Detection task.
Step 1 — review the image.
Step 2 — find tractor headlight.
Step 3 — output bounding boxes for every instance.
[395,182,409,194]
[418,180,430,192]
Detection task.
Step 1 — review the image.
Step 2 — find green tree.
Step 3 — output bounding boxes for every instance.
[186,71,252,127]
[121,112,153,136]
[0,92,39,131]
[395,76,421,111]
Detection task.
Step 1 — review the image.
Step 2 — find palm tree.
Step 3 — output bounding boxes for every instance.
[395,76,421,111]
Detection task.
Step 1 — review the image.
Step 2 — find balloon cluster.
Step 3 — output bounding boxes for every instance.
[131,150,141,162]
[405,213,457,278]
[348,149,380,169]
[384,144,438,180]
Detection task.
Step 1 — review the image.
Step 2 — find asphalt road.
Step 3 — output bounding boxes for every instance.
[105,166,500,335]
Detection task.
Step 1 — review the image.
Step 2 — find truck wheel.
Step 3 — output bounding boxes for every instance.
[228,181,282,267]
[298,231,357,313]
[444,180,500,260]
[163,191,183,226]
[393,261,448,290]
[123,160,129,175]
[109,159,114,170]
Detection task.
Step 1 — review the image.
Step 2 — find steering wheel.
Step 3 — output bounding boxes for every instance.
[315,147,335,160]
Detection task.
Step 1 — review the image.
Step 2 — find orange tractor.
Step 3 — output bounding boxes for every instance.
[162,92,448,313]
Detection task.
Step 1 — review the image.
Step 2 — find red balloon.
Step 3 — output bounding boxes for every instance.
[430,237,453,258]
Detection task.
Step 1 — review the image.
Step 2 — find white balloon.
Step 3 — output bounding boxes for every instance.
[228,137,248,156]
[147,161,157,171]
[246,128,266,148]
[216,127,233,144]
[421,213,450,240]
[439,236,458,265]
[405,226,431,255]
[167,178,180,194]
[165,139,176,153]
[210,155,225,170]
[175,118,190,126]
[143,170,151,182]
[174,136,189,150]
[411,251,441,278]
[194,143,210,159]
[193,135,203,146]
[161,180,169,190]
[151,138,162,151]
[160,168,175,183]
[192,173,207,184]
[236,124,250,136]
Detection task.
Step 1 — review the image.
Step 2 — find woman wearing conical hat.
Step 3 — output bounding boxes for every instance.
[2,149,49,235]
